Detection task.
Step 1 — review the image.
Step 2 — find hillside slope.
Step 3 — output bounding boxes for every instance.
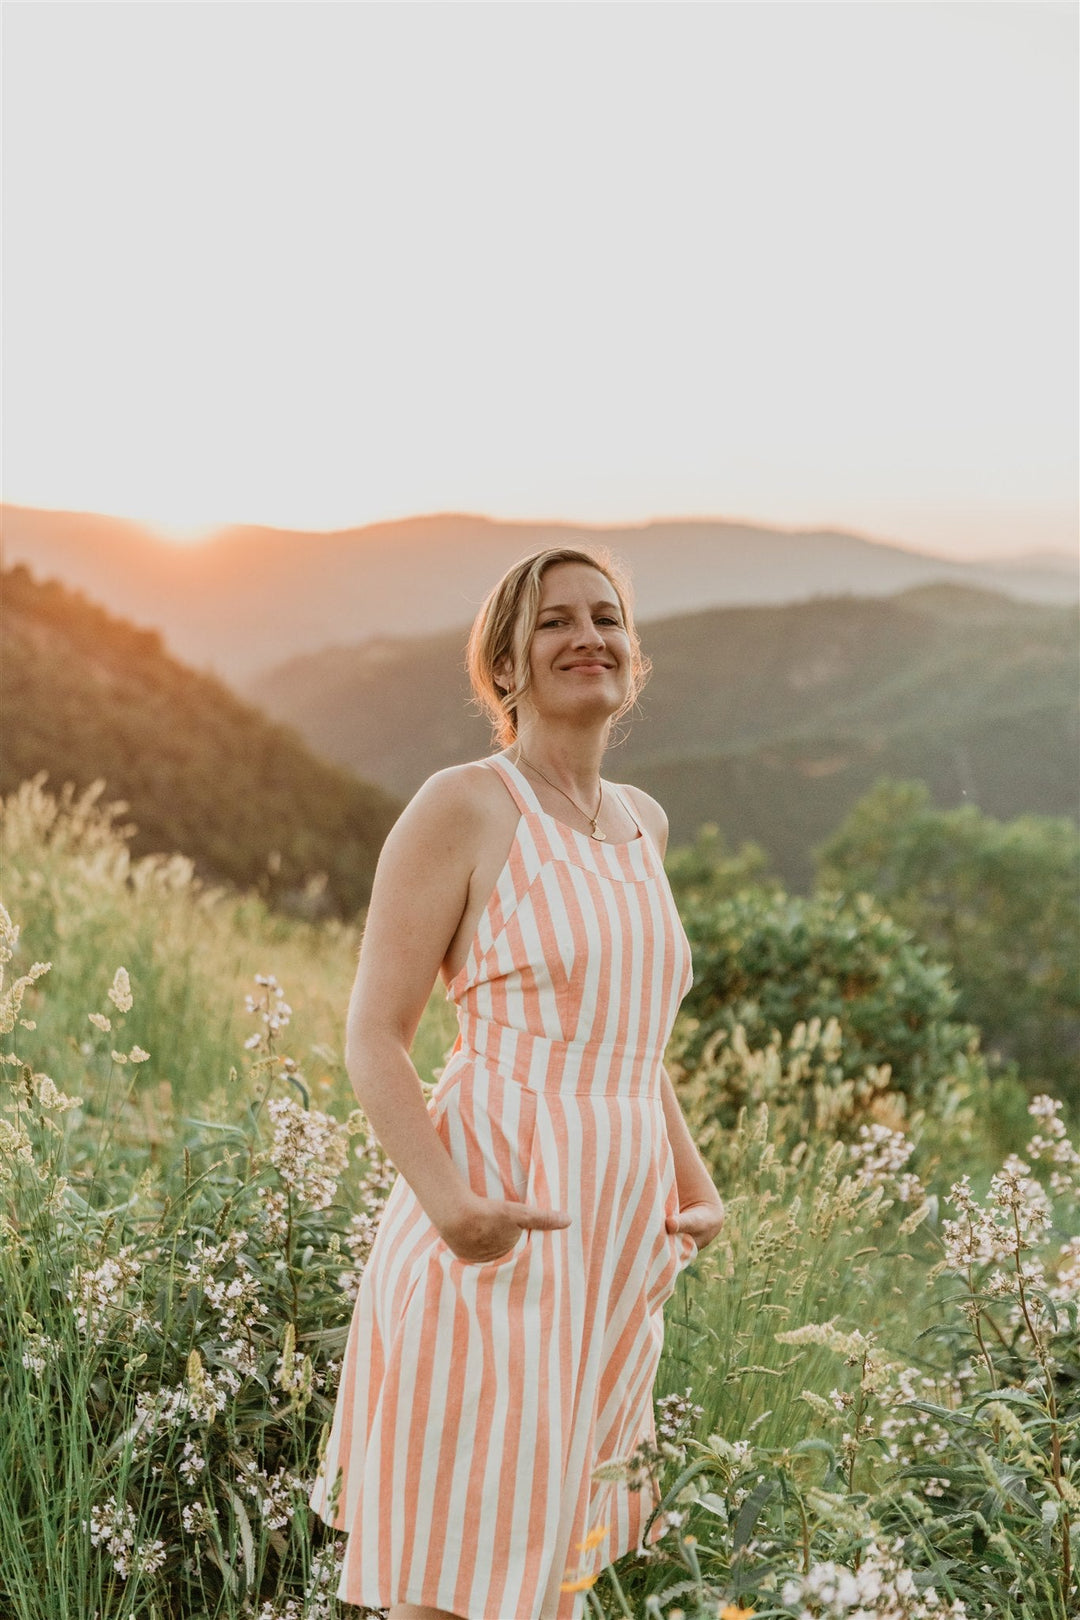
[3,502,1075,681]
[247,583,1079,889]
[1,564,400,917]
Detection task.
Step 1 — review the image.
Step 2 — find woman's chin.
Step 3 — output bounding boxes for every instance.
[542,694,626,728]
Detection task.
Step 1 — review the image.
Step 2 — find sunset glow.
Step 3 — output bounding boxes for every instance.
[4,3,1076,561]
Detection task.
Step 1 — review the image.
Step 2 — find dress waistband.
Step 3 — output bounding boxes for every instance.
[449,1009,666,1098]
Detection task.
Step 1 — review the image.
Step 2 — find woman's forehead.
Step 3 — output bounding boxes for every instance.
[537,562,615,603]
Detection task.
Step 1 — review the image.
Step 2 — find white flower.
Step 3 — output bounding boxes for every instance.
[21,1331,60,1377]
[260,1097,348,1210]
[107,967,133,1013]
[84,1495,166,1579]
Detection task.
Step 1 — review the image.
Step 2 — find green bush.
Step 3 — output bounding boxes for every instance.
[815,779,1080,1107]
[677,887,982,1128]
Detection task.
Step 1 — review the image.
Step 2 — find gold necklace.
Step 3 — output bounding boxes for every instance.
[515,750,606,841]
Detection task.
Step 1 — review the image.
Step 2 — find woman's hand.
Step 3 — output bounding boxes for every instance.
[440,1192,572,1265]
[666,1195,725,1254]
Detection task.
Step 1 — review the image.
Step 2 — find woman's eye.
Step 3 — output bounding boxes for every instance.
[537,614,621,629]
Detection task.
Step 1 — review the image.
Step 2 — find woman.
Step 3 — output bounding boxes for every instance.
[310,546,725,1620]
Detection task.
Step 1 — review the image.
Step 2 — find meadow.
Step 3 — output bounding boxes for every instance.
[2,775,1078,1620]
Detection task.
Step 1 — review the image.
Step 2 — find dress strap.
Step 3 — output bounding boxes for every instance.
[608,781,644,837]
[481,753,546,817]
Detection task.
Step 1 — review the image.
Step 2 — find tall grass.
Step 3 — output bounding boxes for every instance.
[2,779,1077,1619]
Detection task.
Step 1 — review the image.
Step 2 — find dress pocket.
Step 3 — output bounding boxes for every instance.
[428,1061,539,1273]
[440,1222,531,1272]
[671,1226,698,1269]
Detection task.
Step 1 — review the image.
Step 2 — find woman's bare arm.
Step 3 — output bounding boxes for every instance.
[660,1068,725,1249]
[345,767,571,1260]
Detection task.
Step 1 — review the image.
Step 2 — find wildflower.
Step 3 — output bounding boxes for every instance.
[69,1245,143,1341]
[185,1231,249,1288]
[780,1536,969,1616]
[560,1572,599,1592]
[129,1045,150,1064]
[21,1330,60,1377]
[575,1522,610,1551]
[178,1440,206,1483]
[656,1385,704,1440]
[88,1012,112,1032]
[107,967,133,1013]
[181,1500,211,1538]
[848,1123,916,1191]
[203,1267,267,1334]
[238,1460,305,1530]
[259,1097,348,1210]
[84,1494,166,1579]
[244,974,292,1051]
[720,1607,756,1620]
[1051,1235,1080,1302]
[304,1538,347,1617]
[1026,1095,1080,1183]
[937,1175,1009,1272]
[989,1155,1052,1242]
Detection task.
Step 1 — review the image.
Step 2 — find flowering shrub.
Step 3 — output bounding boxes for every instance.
[0,901,391,1619]
[593,1090,1080,1620]
[3,781,1077,1620]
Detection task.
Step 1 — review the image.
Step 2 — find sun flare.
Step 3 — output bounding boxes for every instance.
[143,517,225,547]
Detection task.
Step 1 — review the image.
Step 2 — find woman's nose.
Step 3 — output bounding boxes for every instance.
[572,618,605,647]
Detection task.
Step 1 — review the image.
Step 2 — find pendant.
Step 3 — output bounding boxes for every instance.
[590,828,607,842]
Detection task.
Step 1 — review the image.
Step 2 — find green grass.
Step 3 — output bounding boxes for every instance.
[2,778,1078,1619]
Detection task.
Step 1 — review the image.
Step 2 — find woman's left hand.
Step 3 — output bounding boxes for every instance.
[666,1196,725,1253]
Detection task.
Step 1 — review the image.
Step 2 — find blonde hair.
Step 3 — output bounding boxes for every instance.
[466,546,650,746]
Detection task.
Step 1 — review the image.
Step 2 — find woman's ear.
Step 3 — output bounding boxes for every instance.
[493,656,515,694]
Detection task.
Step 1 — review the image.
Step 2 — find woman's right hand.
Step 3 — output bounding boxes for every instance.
[439,1192,572,1265]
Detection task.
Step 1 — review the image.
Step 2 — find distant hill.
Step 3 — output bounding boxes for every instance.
[2,503,1075,682]
[1,564,400,917]
[246,582,1080,891]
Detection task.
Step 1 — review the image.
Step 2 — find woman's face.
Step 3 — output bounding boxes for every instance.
[512,562,633,728]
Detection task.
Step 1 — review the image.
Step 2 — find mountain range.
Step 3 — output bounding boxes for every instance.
[247,582,1080,890]
[3,503,1075,683]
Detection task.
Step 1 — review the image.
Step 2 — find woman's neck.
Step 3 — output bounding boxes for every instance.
[509,720,608,799]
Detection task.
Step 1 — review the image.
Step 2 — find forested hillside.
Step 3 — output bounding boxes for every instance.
[3,501,1074,680]
[249,583,1079,889]
[1,564,400,916]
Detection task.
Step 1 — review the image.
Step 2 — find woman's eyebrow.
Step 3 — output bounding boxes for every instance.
[538,600,623,615]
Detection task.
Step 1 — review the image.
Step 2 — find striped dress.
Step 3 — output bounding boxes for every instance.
[310,752,696,1619]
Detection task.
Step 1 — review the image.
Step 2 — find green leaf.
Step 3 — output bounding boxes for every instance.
[733,1476,778,1550]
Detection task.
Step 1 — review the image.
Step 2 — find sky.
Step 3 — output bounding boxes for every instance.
[3,1,1077,560]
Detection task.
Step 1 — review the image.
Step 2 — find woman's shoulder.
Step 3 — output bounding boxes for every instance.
[611,780,669,854]
[403,758,516,832]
